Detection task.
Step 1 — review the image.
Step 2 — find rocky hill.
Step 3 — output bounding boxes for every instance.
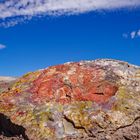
[0,59,140,140]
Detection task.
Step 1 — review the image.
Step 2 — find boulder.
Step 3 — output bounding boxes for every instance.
[0,59,140,140]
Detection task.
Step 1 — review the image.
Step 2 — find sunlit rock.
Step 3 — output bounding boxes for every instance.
[0,59,140,140]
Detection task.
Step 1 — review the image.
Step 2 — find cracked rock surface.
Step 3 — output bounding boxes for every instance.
[0,59,140,140]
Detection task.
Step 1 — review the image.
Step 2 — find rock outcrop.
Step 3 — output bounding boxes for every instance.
[0,59,140,140]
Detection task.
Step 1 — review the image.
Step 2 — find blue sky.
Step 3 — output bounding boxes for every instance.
[0,1,140,76]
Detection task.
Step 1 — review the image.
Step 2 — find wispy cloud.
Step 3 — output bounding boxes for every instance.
[123,29,140,39]
[131,31,137,39]
[0,16,32,28]
[0,44,6,50]
[0,0,140,27]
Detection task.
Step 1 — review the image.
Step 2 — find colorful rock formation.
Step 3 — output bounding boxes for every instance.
[0,59,140,140]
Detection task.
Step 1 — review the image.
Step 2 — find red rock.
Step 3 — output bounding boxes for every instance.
[30,63,118,104]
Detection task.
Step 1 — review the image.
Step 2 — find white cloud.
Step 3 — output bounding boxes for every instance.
[130,31,136,39]
[123,29,140,39]
[130,30,140,39]
[0,0,140,26]
[0,16,32,28]
[0,44,6,50]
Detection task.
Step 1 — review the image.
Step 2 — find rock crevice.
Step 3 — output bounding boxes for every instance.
[0,113,28,140]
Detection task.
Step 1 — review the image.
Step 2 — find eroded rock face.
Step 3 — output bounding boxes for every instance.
[0,59,140,140]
